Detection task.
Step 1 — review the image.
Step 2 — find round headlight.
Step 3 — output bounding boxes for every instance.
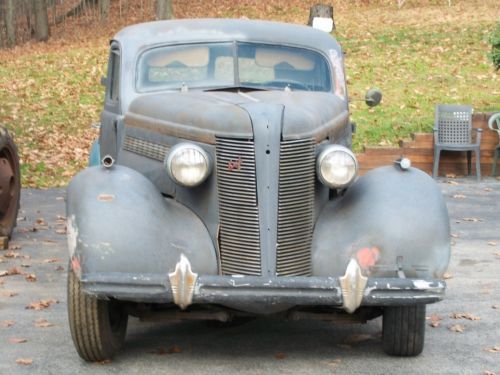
[317,145,358,189]
[165,143,212,187]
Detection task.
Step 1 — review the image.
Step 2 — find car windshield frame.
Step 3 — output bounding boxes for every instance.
[136,42,333,93]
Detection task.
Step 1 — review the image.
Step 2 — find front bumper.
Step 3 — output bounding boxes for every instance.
[81,272,446,310]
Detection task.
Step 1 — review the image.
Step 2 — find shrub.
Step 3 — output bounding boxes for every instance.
[489,22,500,70]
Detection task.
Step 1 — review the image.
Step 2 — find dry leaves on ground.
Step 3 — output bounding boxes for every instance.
[484,346,500,353]
[9,337,27,344]
[443,272,453,280]
[343,334,374,344]
[275,352,286,360]
[1,290,18,297]
[16,358,33,365]
[26,299,59,310]
[449,324,465,333]
[42,258,61,263]
[452,194,466,199]
[325,359,342,368]
[4,251,21,259]
[0,267,22,277]
[24,274,37,282]
[462,217,483,222]
[34,318,55,328]
[427,313,442,328]
[2,320,15,328]
[451,313,480,321]
[152,345,183,355]
[488,241,497,246]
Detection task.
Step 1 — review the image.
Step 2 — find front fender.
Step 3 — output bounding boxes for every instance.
[312,165,450,279]
[66,165,218,278]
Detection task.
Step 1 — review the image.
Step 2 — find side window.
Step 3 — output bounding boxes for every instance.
[108,47,120,102]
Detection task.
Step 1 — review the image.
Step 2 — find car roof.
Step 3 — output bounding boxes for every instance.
[113,18,341,53]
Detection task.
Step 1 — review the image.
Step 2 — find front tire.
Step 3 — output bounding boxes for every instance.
[0,128,20,238]
[67,268,128,362]
[382,304,426,356]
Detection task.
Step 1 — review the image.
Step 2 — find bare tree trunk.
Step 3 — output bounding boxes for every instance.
[156,0,173,20]
[4,0,16,47]
[99,0,110,22]
[33,0,49,41]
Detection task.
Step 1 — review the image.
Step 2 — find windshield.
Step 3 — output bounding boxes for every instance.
[137,42,332,92]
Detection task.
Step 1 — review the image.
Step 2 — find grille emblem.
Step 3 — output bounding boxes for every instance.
[227,157,242,171]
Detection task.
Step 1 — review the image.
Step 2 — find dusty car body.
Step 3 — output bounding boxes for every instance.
[66,19,450,361]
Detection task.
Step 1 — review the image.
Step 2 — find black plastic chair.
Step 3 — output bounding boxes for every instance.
[432,104,482,181]
[488,112,500,176]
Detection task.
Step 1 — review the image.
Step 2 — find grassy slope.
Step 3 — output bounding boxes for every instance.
[0,0,498,188]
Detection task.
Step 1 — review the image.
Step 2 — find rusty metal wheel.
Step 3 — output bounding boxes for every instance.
[0,128,20,238]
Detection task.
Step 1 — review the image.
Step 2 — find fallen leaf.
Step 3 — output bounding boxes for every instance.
[485,346,500,353]
[451,313,480,321]
[25,274,37,282]
[484,188,492,192]
[16,358,33,365]
[487,241,497,246]
[325,359,341,368]
[4,251,21,258]
[343,334,373,344]
[26,299,58,310]
[427,313,442,328]
[275,352,286,360]
[152,345,182,355]
[445,173,457,178]
[95,359,112,365]
[42,258,60,263]
[449,324,465,333]
[35,318,55,328]
[1,290,18,297]
[2,320,15,328]
[452,194,466,199]
[20,263,31,268]
[55,228,66,235]
[492,305,500,309]
[36,218,47,226]
[462,217,483,222]
[446,180,459,185]
[0,267,22,277]
[8,243,21,250]
[9,337,27,344]
[450,233,459,238]
[443,272,453,280]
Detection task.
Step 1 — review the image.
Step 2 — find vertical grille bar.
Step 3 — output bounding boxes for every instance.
[216,138,261,275]
[276,139,315,276]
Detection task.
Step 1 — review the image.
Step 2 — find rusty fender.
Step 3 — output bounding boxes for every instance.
[66,165,218,287]
[312,165,450,280]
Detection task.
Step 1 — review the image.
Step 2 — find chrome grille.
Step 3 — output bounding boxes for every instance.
[122,135,170,162]
[216,138,261,275]
[276,139,315,276]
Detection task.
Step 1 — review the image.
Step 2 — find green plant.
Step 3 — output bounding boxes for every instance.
[488,22,500,70]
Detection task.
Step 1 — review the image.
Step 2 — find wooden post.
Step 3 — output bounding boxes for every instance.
[308,4,335,31]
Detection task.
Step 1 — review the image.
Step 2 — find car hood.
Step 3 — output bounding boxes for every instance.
[125,91,349,143]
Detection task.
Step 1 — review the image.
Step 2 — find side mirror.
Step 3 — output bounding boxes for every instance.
[365,88,382,107]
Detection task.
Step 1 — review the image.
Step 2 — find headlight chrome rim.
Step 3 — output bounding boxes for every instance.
[317,145,358,189]
[165,143,212,187]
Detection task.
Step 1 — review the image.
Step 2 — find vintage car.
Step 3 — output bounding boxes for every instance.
[66,19,450,361]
